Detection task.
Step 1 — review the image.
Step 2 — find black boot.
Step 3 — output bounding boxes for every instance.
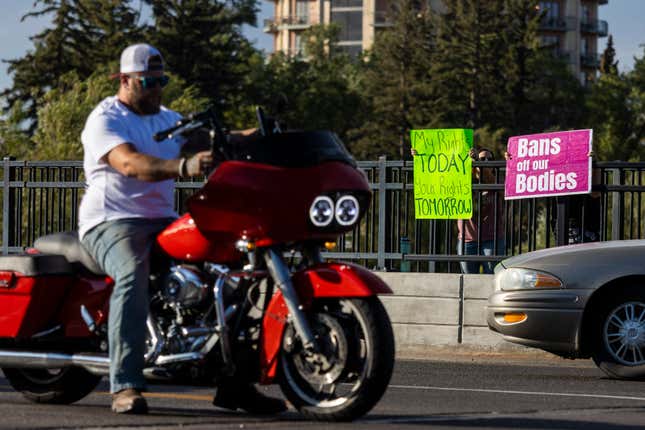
[213,382,288,414]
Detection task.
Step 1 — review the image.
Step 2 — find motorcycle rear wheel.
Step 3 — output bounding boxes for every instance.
[277,296,395,421]
[2,367,102,404]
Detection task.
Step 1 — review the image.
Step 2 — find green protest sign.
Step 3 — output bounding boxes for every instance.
[411,129,473,219]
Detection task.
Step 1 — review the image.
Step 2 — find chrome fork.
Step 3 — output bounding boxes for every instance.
[264,248,317,351]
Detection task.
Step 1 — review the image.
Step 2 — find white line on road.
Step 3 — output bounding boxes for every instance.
[389,384,645,402]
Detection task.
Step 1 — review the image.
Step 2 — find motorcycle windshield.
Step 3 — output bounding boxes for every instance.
[234,131,357,168]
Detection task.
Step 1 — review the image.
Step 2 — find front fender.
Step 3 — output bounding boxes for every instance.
[258,262,392,384]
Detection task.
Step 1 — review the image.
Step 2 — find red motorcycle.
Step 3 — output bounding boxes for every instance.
[0,108,395,421]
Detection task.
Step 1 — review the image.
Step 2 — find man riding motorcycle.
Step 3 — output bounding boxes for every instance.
[79,43,286,415]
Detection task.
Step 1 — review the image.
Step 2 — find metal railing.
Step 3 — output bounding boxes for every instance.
[373,11,392,27]
[2,157,645,272]
[581,52,601,68]
[262,19,278,33]
[538,16,576,32]
[262,16,311,33]
[581,18,608,37]
[552,49,573,63]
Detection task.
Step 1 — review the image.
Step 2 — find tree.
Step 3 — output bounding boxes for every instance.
[430,0,583,137]
[431,0,506,130]
[599,34,619,76]
[1,0,144,131]
[145,0,259,116]
[241,25,363,142]
[585,47,645,161]
[349,0,436,159]
[29,64,209,160]
[497,0,543,132]
[0,102,33,159]
[522,51,585,133]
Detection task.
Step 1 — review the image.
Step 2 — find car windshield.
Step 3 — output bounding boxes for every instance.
[234,131,357,168]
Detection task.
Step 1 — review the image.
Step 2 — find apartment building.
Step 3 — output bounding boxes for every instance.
[263,0,608,83]
[538,0,608,83]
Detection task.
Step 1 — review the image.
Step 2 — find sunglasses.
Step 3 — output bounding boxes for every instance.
[129,75,170,89]
[478,155,494,161]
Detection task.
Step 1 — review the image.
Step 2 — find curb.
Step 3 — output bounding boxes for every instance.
[396,344,595,367]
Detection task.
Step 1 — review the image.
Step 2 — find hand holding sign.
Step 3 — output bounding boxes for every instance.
[505,130,592,200]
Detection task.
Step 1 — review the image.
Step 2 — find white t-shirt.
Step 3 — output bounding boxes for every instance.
[78,96,184,238]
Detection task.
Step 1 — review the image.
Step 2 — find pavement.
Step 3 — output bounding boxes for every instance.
[398,344,595,367]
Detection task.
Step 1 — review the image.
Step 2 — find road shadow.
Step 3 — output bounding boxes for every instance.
[362,413,645,429]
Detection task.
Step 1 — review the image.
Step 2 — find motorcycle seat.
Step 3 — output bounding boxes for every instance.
[34,232,106,276]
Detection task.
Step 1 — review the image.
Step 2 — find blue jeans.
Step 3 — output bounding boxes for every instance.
[81,217,174,393]
[457,239,506,274]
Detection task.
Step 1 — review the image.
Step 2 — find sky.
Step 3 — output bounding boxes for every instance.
[0,0,643,93]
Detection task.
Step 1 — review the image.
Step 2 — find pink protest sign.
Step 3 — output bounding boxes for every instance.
[505,129,592,200]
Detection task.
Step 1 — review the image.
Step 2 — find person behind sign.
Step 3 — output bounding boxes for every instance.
[411,146,505,273]
[550,159,602,245]
[567,166,602,243]
[456,147,505,274]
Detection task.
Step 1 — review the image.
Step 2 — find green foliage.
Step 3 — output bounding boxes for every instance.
[242,25,363,141]
[599,35,619,76]
[586,47,645,161]
[31,68,117,160]
[522,51,586,132]
[163,82,211,115]
[145,0,259,114]
[0,101,33,159]
[1,0,143,132]
[349,0,436,159]
[497,0,547,132]
[29,65,211,160]
[473,126,511,156]
[349,0,586,159]
[431,0,507,129]
[1,0,642,164]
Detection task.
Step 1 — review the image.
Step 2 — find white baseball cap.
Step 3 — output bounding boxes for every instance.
[119,43,164,74]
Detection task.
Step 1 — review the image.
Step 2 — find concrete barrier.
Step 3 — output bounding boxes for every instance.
[375,273,533,356]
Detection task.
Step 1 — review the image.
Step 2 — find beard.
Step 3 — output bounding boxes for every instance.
[131,86,162,115]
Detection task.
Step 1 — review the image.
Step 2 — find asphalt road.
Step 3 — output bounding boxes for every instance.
[1,356,645,429]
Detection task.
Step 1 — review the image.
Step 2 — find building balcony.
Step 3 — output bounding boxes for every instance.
[263,19,278,33]
[553,49,573,63]
[581,19,608,37]
[262,15,311,33]
[581,52,601,68]
[286,48,305,58]
[373,11,393,27]
[541,46,573,63]
[538,16,576,32]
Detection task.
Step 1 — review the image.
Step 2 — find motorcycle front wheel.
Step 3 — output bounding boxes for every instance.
[277,296,395,421]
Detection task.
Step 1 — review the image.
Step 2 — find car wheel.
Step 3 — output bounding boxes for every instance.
[591,288,645,380]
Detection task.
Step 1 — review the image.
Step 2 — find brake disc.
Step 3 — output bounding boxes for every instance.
[290,313,348,386]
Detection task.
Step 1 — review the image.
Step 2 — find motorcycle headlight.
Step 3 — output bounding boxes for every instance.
[495,268,562,292]
[335,195,360,226]
[309,196,334,227]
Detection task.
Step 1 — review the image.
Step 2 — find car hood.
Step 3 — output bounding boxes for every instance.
[498,240,645,289]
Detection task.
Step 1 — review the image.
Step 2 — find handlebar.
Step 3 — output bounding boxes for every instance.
[153,120,204,142]
[153,108,228,160]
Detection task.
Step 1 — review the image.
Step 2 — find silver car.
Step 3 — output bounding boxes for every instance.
[487,240,645,379]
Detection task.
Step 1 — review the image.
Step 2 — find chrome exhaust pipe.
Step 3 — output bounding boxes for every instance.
[0,350,110,375]
[0,350,204,377]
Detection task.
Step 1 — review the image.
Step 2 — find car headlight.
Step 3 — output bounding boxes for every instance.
[335,195,360,226]
[495,268,562,292]
[309,196,334,227]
